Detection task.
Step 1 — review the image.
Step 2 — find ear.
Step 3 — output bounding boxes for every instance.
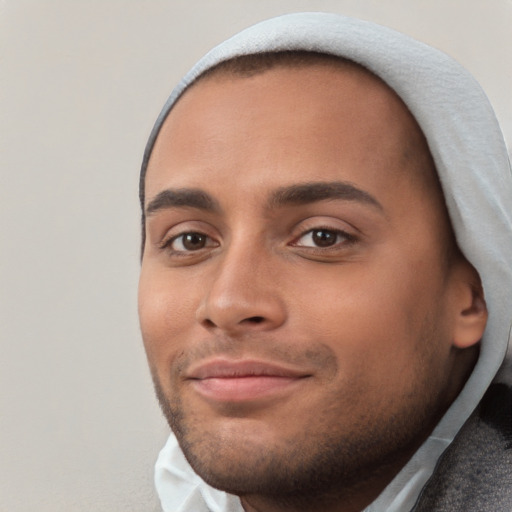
[451,260,488,349]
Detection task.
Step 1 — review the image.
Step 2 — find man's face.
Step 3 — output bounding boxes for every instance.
[139,63,466,506]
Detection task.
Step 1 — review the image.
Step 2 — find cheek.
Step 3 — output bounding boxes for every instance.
[290,257,447,379]
[138,267,198,370]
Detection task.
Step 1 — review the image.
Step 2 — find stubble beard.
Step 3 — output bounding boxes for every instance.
[150,355,451,512]
[146,301,458,511]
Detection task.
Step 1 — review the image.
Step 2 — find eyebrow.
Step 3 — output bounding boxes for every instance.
[146,188,220,216]
[145,181,383,217]
[268,181,383,211]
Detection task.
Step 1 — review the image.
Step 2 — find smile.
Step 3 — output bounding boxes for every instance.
[186,358,311,402]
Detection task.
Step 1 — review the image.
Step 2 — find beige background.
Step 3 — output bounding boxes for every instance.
[1,1,511,511]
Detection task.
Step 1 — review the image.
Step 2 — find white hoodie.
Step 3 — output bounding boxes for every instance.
[140,13,512,512]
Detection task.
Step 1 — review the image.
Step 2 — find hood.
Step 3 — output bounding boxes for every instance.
[141,12,512,512]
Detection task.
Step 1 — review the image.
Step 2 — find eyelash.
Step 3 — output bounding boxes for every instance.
[160,231,218,254]
[160,226,356,257]
[291,227,357,250]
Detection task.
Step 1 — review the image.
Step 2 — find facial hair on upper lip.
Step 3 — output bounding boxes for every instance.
[171,335,339,383]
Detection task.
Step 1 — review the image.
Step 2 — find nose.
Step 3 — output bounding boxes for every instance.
[195,243,287,335]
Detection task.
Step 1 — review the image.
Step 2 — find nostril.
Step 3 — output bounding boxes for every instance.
[201,316,266,329]
[247,316,265,324]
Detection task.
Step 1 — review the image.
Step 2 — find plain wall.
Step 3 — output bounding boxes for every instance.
[1,1,511,510]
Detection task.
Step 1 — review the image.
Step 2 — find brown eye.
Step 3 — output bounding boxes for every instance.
[311,229,338,247]
[182,233,207,250]
[294,228,348,248]
[169,232,212,252]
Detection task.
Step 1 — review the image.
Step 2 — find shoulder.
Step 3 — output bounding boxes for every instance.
[413,384,512,511]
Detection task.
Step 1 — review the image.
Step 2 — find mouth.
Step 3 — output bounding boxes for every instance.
[185,358,311,402]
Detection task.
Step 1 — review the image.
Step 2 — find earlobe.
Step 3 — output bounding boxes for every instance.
[452,265,488,349]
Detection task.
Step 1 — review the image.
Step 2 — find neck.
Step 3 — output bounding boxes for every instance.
[239,452,414,512]
[240,488,376,512]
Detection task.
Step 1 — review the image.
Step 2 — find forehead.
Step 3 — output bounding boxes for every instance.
[145,61,432,203]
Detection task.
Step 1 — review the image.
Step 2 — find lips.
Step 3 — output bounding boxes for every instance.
[186,358,310,402]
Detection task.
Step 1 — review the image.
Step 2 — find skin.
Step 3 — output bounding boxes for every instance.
[139,62,487,512]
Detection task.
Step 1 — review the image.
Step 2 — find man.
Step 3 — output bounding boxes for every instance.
[138,13,512,512]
